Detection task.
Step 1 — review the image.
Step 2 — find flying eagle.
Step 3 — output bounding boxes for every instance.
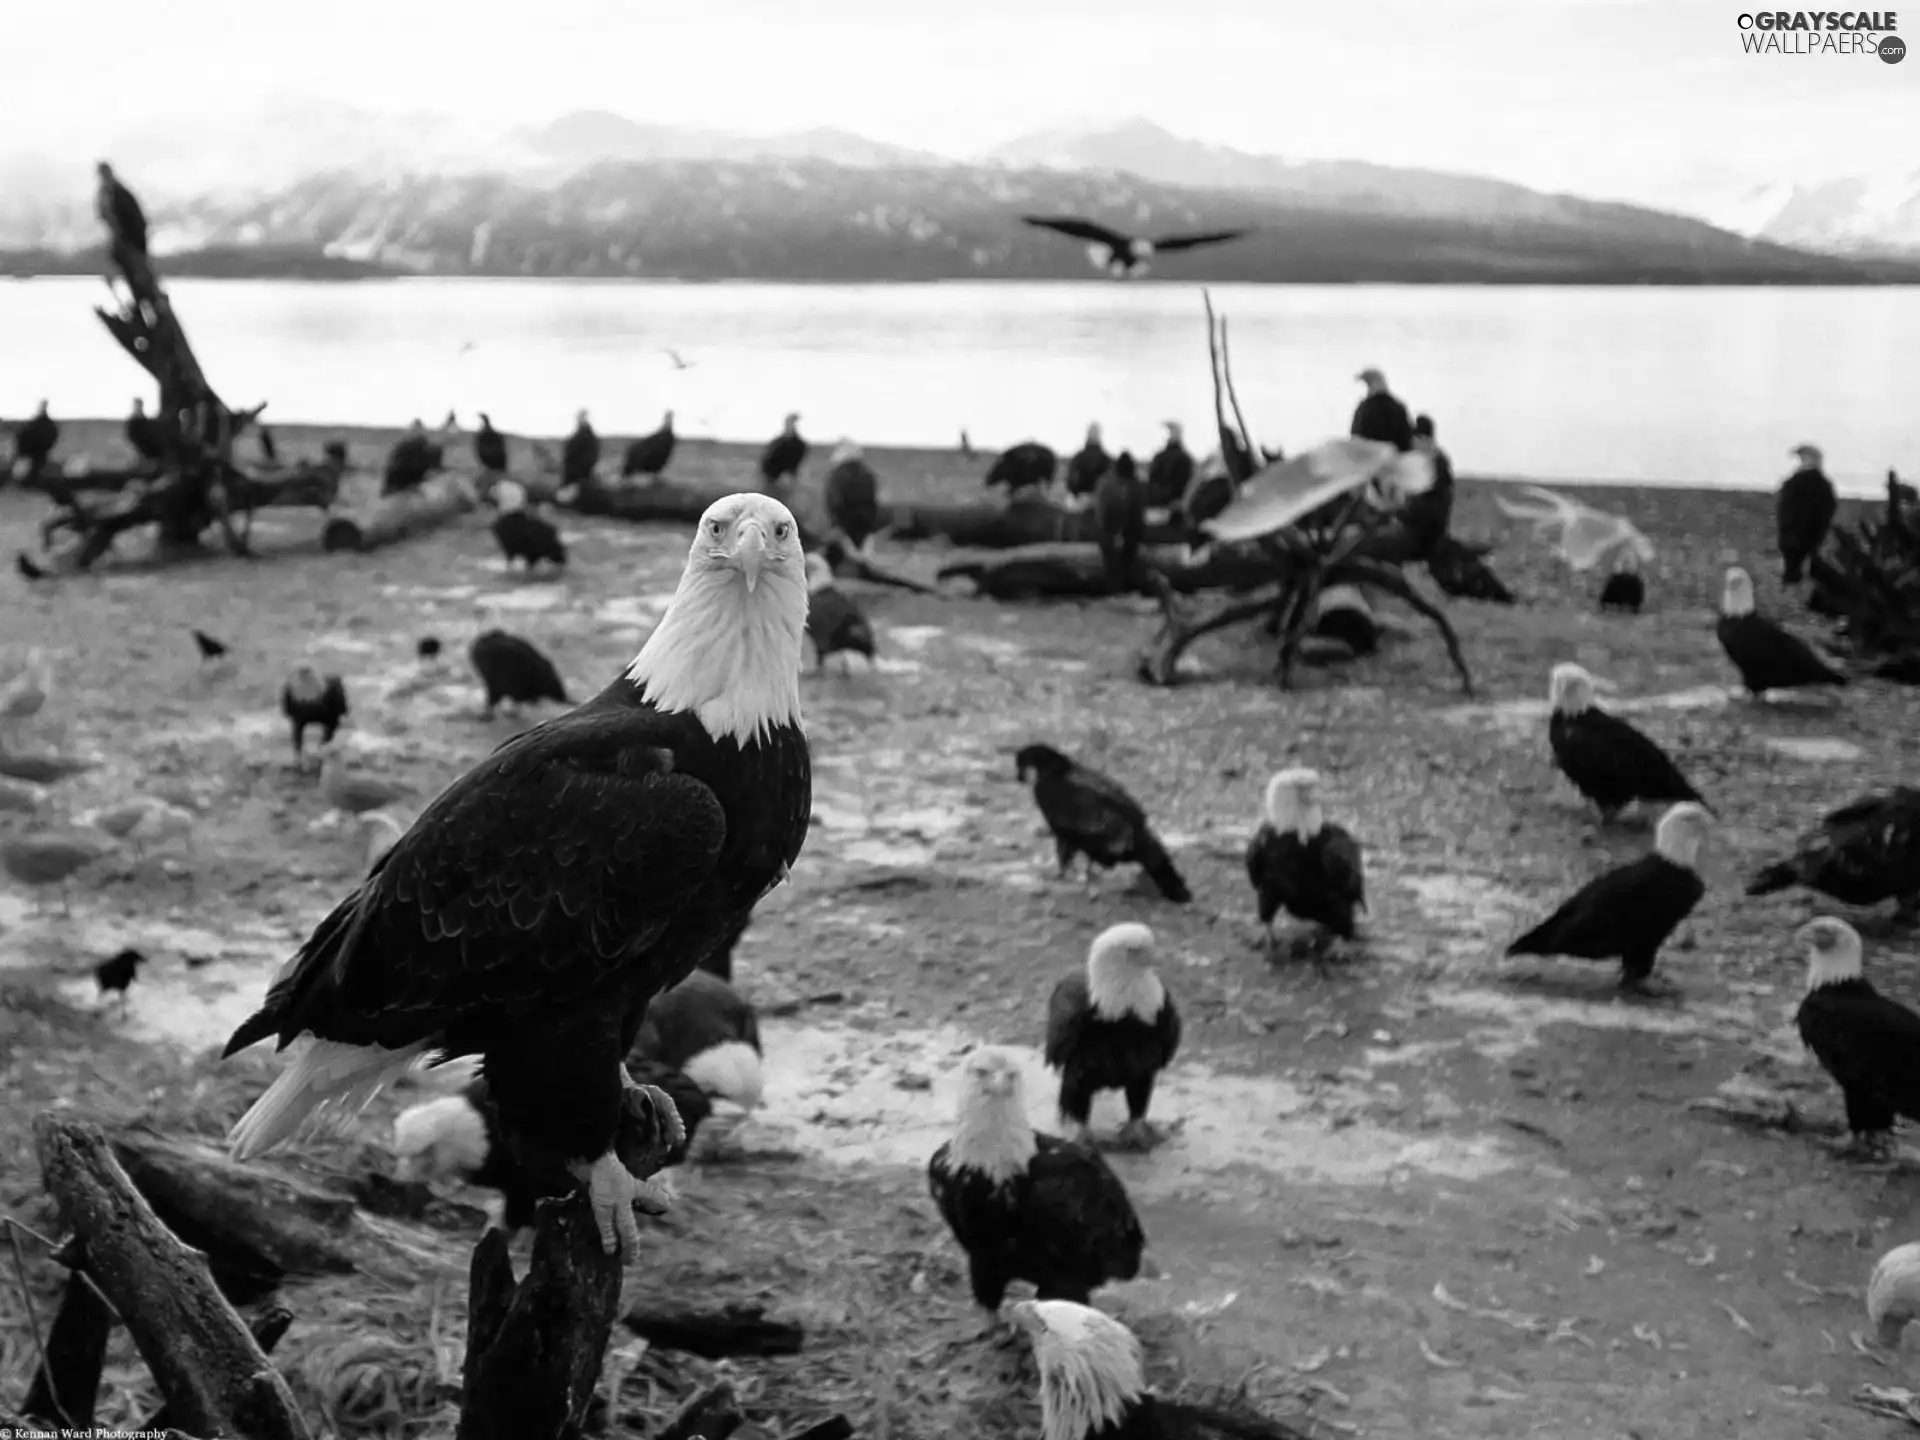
[1020,215,1252,278]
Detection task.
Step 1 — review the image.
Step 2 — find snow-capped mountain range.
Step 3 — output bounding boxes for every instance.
[1,107,1913,273]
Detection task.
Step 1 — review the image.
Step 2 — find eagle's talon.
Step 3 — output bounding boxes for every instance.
[570,1151,646,1255]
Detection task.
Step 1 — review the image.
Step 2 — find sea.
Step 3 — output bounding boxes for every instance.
[2,277,1914,497]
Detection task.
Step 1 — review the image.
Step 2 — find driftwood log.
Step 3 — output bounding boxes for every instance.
[938,543,1283,601]
[621,1295,805,1358]
[32,1114,312,1439]
[456,1078,692,1440]
[653,1380,745,1440]
[144,1305,296,1432]
[322,471,479,553]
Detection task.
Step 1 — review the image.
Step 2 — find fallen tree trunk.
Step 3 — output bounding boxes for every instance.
[889,496,1185,550]
[938,542,1293,601]
[621,1296,805,1358]
[143,1304,296,1432]
[322,471,478,553]
[33,1114,312,1439]
[1807,471,1920,676]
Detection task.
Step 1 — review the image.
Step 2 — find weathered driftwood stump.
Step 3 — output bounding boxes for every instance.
[457,1079,692,1440]
[1808,470,1920,678]
[33,1114,312,1439]
[937,543,1279,601]
[621,1295,804,1358]
[322,471,479,553]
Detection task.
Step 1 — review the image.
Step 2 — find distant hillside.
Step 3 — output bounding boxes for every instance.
[5,156,1913,285]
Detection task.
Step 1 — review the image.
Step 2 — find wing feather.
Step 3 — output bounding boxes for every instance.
[1020,215,1131,248]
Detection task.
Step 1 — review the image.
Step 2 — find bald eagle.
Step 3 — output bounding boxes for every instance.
[1043,923,1181,1150]
[221,492,813,1255]
[1545,662,1707,822]
[761,413,808,485]
[1716,565,1849,697]
[1793,917,1920,1161]
[94,162,147,255]
[1019,216,1253,279]
[1747,787,1920,926]
[1246,768,1366,959]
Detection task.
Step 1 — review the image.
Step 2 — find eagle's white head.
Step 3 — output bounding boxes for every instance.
[1163,421,1183,443]
[829,439,862,468]
[285,664,328,707]
[949,1046,1036,1181]
[1086,922,1164,1021]
[1791,443,1824,469]
[1085,423,1102,445]
[1721,566,1756,618]
[1548,662,1596,715]
[783,412,801,434]
[1262,766,1323,838]
[1008,1299,1145,1440]
[1867,1241,1920,1348]
[1613,546,1642,576]
[1794,915,1863,992]
[628,492,808,745]
[390,1093,489,1183]
[1653,802,1712,871]
[492,479,528,514]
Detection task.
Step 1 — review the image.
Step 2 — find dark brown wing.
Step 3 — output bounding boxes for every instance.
[1044,973,1091,1070]
[1147,228,1252,252]
[1021,215,1132,249]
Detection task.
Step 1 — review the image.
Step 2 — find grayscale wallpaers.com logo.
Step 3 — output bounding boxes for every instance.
[1737,10,1906,60]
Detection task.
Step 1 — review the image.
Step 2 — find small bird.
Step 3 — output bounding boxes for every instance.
[82,797,194,858]
[191,629,229,661]
[0,647,52,733]
[663,348,693,371]
[1020,215,1252,278]
[1015,743,1191,903]
[125,398,163,462]
[1778,444,1838,585]
[1065,424,1111,497]
[760,413,808,486]
[562,409,600,486]
[1245,767,1367,959]
[1145,423,1193,509]
[1716,565,1849,697]
[281,666,349,770]
[360,811,405,869]
[469,629,570,719]
[960,429,974,459]
[319,753,409,817]
[985,441,1058,495]
[1598,549,1645,613]
[417,636,442,662]
[1792,916,1920,1160]
[1746,787,1920,926]
[1009,1300,1310,1440]
[491,484,568,572]
[823,441,883,552]
[2,830,117,914]
[1506,801,1711,995]
[391,1059,709,1235]
[1867,1242,1920,1348]
[1093,452,1146,588]
[926,1047,1145,1329]
[16,554,47,582]
[622,411,676,478]
[1545,662,1707,823]
[94,947,146,1012]
[95,162,148,254]
[473,413,508,473]
[1044,922,1182,1151]
[804,553,877,673]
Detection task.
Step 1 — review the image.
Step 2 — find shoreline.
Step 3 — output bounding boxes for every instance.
[20,418,1901,504]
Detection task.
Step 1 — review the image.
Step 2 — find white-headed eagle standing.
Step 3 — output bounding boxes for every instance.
[221,492,812,1254]
[1792,917,1920,1161]
[1044,922,1182,1151]
[1545,662,1707,823]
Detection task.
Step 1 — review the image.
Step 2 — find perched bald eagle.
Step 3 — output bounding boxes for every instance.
[1009,1299,1312,1439]
[1044,923,1182,1151]
[563,410,600,486]
[927,1047,1145,1325]
[490,484,568,572]
[1793,917,1920,1161]
[473,413,508,473]
[804,553,876,673]
[1778,445,1837,585]
[222,492,813,1255]
[1019,215,1253,279]
[1507,802,1711,994]
[280,666,349,771]
[761,413,808,486]
[469,629,569,719]
[1747,787,1920,926]
[1545,662,1707,823]
[1245,768,1366,959]
[1065,424,1111,497]
[95,162,147,255]
[1145,424,1193,510]
[1716,565,1848,697]
[986,441,1058,495]
[1092,452,1146,588]
[822,440,882,551]
[623,411,676,478]
[1598,550,1645,614]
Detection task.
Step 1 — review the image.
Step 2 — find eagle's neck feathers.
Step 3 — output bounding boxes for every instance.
[949,1090,1037,1181]
[627,567,806,747]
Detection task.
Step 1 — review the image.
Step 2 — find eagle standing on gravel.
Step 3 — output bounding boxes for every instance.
[1015,743,1190,902]
[1792,917,1920,1160]
[1545,662,1708,823]
[221,493,814,1256]
[1044,922,1181,1151]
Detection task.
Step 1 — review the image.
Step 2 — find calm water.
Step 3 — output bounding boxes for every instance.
[2,278,1914,495]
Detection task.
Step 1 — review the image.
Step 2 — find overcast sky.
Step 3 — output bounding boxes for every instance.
[5,0,1912,201]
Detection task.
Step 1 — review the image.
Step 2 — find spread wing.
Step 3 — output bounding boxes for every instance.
[1021,215,1131,249]
[238,703,730,1049]
[1148,228,1252,252]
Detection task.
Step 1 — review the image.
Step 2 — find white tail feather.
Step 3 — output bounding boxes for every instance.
[227,1038,435,1160]
[682,1040,765,1111]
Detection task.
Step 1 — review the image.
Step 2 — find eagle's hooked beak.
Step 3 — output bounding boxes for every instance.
[732,520,769,593]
